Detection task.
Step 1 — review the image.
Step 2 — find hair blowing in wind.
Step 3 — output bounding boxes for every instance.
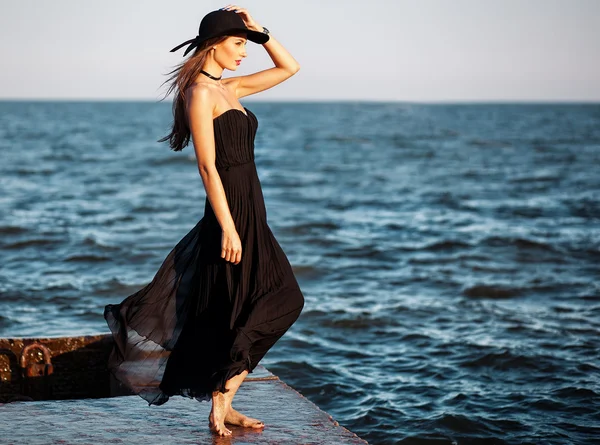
[157,36,227,152]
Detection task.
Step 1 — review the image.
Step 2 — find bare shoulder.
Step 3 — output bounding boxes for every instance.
[185,83,214,108]
[185,83,219,123]
[184,84,217,132]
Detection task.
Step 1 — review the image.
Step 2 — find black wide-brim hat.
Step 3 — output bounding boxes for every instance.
[170,9,269,57]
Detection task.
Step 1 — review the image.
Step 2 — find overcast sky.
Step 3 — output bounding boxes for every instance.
[1,0,598,102]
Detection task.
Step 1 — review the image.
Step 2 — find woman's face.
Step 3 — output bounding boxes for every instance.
[215,34,248,70]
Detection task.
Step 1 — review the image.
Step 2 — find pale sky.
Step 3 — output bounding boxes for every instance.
[1,0,598,102]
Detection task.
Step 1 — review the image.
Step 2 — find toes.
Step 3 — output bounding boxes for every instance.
[243,418,264,428]
[220,427,232,436]
[210,424,232,436]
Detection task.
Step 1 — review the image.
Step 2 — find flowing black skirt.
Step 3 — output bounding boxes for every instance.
[104,181,305,406]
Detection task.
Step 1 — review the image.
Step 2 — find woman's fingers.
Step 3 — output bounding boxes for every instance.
[221,247,241,264]
[221,229,242,264]
[221,245,232,262]
[220,5,254,27]
[222,4,248,14]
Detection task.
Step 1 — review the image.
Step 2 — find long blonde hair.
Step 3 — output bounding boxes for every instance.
[157,36,228,152]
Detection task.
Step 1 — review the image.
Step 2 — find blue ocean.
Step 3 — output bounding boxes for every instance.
[1,100,599,444]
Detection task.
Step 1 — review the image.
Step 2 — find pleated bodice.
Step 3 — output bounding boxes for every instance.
[203,107,267,241]
[213,107,257,171]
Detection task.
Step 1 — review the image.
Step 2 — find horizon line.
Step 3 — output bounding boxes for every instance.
[1,98,600,105]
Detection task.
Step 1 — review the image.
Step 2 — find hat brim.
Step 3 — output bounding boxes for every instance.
[217,27,269,44]
[171,28,269,57]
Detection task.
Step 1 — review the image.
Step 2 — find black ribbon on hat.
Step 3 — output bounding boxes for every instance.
[170,36,202,57]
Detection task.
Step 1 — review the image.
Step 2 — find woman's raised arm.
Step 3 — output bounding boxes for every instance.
[222,5,300,98]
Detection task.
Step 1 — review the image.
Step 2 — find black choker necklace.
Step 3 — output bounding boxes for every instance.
[200,69,222,80]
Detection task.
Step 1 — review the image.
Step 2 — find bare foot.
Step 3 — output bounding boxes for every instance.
[209,392,232,436]
[225,406,264,429]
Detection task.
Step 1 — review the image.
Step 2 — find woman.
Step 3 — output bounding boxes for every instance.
[104,5,305,437]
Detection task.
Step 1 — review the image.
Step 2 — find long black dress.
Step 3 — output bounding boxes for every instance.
[104,106,305,406]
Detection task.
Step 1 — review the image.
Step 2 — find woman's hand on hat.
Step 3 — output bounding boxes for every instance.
[219,5,261,31]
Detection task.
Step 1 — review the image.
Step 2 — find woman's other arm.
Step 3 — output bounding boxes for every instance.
[186,86,242,264]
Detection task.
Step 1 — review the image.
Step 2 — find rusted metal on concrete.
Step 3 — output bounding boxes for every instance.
[0,333,369,443]
[0,333,115,402]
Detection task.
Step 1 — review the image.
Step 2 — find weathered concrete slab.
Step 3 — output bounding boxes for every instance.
[0,333,367,443]
[0,365,368,444]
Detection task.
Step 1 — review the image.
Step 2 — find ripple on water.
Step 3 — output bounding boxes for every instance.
[1,102,600,444]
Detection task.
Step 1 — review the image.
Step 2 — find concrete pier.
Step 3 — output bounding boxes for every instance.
[0,334,368,444]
